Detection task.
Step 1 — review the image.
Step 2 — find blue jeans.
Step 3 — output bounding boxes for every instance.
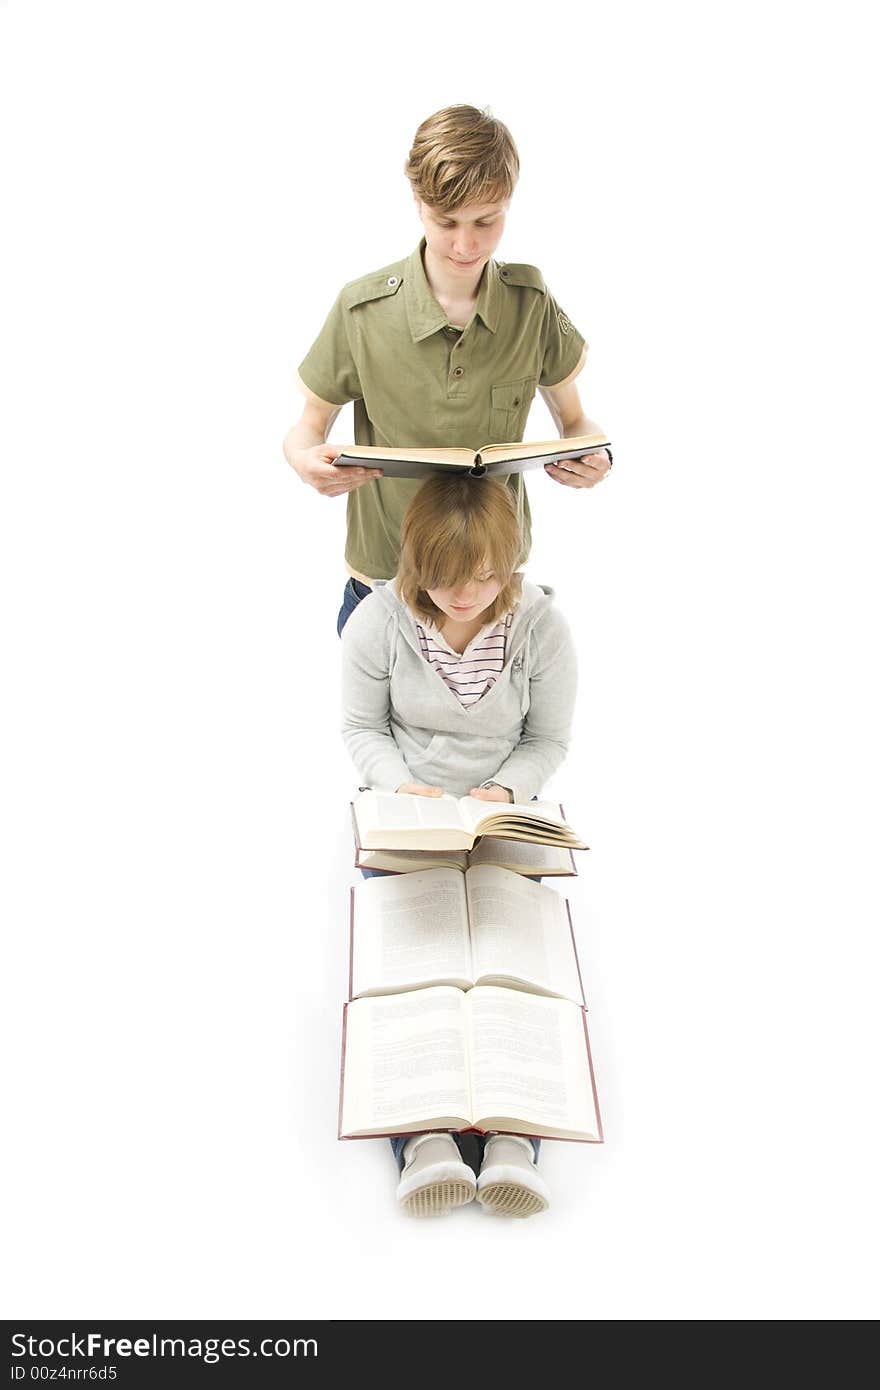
[337,577,372,637]
[391,1133,540,1172]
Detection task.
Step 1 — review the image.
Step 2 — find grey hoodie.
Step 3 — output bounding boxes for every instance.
[341,580,577,805]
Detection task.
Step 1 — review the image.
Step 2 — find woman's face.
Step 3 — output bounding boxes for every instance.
[425,568,502,624]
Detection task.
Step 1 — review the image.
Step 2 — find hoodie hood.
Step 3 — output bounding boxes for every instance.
[369,578,557,666]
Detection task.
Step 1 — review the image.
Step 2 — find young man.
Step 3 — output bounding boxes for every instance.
[282,105,612,632]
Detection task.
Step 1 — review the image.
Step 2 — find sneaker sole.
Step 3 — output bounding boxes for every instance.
[477,1180,549,1218]
[400,1178,476,1217]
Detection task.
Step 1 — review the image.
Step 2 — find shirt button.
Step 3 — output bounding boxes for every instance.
[500,268,510,278]
[386,276,399,288]
[452,366,465,378]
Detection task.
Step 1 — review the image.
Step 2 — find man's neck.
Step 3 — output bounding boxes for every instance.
[422,246,485,321]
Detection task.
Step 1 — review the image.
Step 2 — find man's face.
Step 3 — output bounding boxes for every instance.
[417,198,508,279]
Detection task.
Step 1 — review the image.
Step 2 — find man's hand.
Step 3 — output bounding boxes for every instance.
[396,783,444,797]
[468,785,513,803]
[544,447,612,489]
[291,443,383,497]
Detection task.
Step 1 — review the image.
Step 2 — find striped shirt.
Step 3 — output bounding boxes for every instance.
[415,611,513,706]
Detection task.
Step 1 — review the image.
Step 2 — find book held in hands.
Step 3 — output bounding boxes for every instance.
[333,431,611,480]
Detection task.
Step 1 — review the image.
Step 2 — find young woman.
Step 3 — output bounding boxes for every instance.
[341,473,578,1218]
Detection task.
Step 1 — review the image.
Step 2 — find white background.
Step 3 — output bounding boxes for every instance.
[2,0,878,1320]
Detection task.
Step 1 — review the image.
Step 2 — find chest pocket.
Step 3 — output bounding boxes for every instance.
[488,377,537,443]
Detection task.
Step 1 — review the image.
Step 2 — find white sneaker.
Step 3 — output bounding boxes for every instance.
[476,1134,550,1218]
[396,1133,477,1217]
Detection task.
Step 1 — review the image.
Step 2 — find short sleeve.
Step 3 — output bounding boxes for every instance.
[298,292,362,405]
[538,291,587,388]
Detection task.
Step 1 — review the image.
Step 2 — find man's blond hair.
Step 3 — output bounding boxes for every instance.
[397,474,522,626]
[404,105,519,212]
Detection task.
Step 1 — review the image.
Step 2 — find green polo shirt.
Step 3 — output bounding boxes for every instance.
[298,240,586,580]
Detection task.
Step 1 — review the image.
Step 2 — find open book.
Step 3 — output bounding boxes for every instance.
[352,790,587,854]
[356,837,577,877]
[339,984,602,1143]
[354,800,577,876]
[349,865,585,1004]
[333,432,611,480]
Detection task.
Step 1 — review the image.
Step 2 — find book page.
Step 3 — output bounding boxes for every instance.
[465,867,582,1003]
[337,445,473,466]
[358,848,469,873]
[477,433,609,464]
[406,795,470,827]
[351,868,472,998]
[466,987,599,1139]
[340,988,471,1137]
[529,798,568,820]
[355,791,472,849]
[458,795,568,835]
[468,835,572,874]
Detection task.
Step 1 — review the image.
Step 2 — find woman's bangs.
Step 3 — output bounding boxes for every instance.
[417,533,485,591]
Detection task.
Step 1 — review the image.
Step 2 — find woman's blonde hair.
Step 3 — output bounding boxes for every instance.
[397,474,523,625]
[404,105,519,212]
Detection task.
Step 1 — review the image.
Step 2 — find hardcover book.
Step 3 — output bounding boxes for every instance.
[348,865,585,1004]
[351,791,587,854]
[339,984,602,1143]
[333,432,611,480]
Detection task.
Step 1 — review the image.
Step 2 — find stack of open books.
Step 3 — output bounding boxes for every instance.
[338,799,603,1145]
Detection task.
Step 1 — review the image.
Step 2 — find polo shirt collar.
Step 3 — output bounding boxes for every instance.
[404,240,500,342]
[476,260,501,334]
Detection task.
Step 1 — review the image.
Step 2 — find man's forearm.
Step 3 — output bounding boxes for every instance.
[557,411,605,439]
[283,419,327,471]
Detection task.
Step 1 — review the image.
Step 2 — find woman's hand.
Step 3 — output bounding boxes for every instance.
[468,784,513,803]
[396,783,444,797]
